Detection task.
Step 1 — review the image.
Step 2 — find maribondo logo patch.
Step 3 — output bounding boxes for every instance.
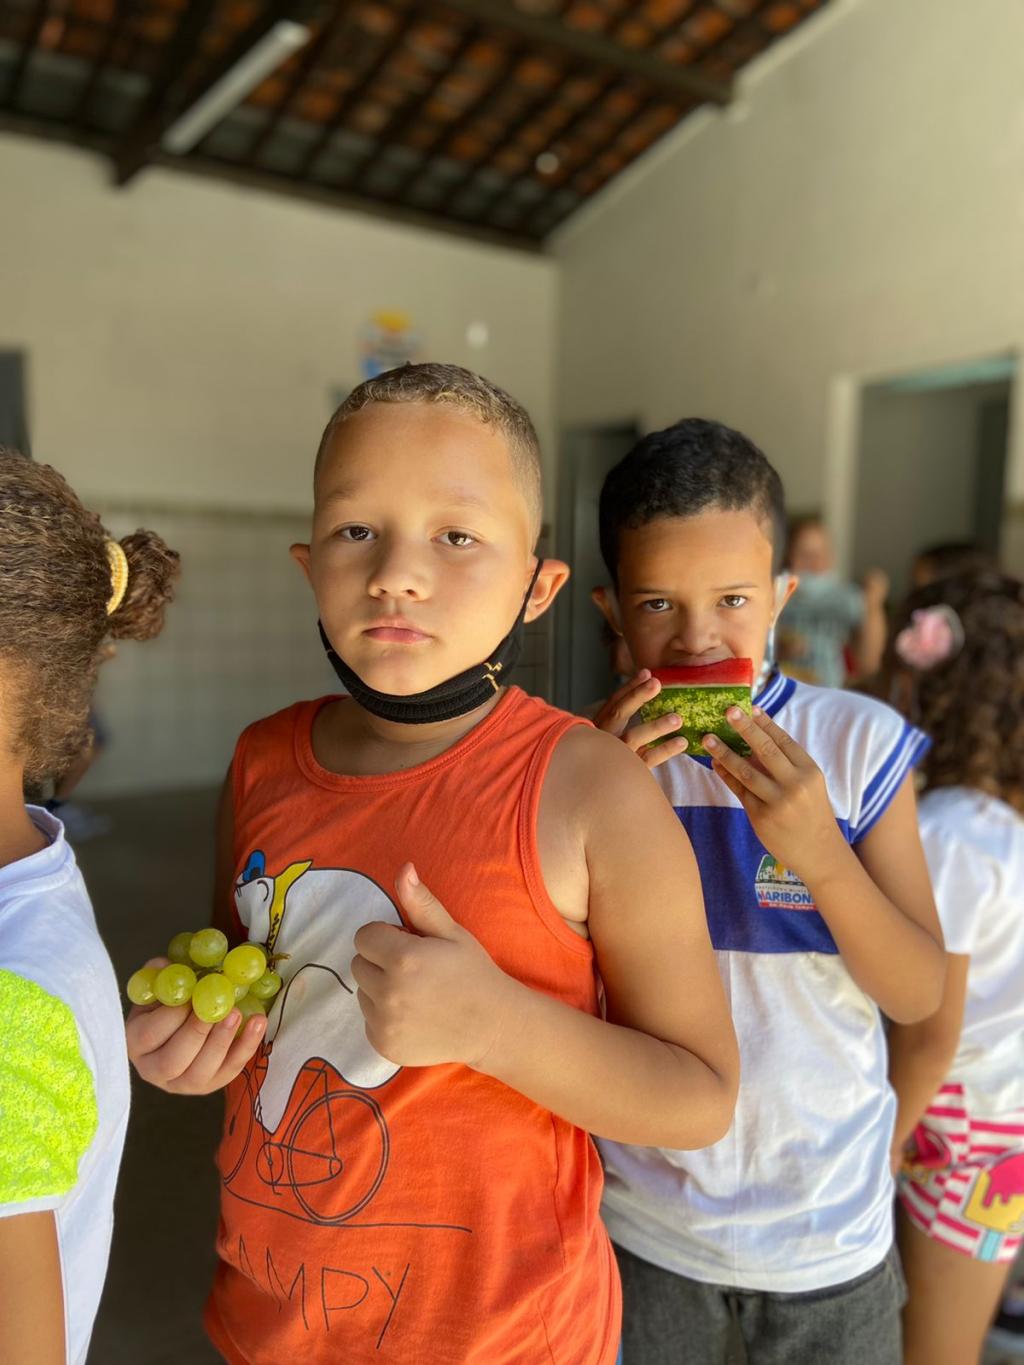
[753,855,816,911]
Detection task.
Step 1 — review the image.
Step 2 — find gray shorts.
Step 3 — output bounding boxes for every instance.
[615,1243,906,1365]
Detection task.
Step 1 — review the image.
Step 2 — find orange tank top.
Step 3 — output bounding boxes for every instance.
[204,688,620,1365]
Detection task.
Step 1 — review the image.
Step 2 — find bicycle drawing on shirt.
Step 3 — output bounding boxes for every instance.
[218,854,401,1227]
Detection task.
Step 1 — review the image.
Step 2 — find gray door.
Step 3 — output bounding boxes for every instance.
[0,351,29,454]
[554,423,638,713]
[975,396,1009,555]
[853,379,1011,598]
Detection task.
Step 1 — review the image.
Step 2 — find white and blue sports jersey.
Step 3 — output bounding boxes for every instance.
[600,674,929,1294]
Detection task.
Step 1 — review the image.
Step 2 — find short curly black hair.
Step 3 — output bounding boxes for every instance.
[599,418,787,583]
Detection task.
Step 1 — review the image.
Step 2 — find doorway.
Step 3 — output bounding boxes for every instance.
[851,357,1015,599]
[0,350,30,454]
[554,422,638,714]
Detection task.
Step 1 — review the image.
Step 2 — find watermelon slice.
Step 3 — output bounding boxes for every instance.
[638,658,754,757]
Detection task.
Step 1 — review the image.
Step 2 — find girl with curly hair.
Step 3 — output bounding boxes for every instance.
[886,571,1024,1365]
[0,447,178,1364]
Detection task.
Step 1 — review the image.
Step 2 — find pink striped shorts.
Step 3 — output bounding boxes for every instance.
[898,1083,1024,1263]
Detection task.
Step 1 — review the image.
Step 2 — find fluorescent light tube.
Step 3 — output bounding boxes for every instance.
[162,19,310,155]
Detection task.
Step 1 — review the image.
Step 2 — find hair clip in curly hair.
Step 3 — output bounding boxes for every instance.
[105,540,129,616]
[894,604,965,671]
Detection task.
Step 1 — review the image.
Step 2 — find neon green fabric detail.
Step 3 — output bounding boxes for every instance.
[0,968,98,1203]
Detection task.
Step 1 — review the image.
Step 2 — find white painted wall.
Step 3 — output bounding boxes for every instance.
[7,0,1024,794]
[554,0,1024,562]
[0,134,559,509]
[0,135,559,795]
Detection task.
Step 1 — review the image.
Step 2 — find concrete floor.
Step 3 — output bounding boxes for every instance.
[72,787,1023,1365]
[77,788,224,1365]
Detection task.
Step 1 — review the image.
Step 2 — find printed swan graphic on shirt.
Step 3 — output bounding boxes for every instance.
[234,851,402,1133]
[223,853,469,1236]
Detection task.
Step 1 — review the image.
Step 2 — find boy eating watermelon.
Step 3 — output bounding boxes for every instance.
[592,418,944,1365]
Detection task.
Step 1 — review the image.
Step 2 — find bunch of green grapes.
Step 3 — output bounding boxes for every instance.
[125,928,283,1025]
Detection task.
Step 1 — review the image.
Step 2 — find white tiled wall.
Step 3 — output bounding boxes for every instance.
[83,502,333,797]
[82,503,553,797]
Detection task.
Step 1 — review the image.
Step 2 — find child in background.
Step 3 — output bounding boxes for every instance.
[0,449,178,1364]
[126,364,738,1364]
[886,573,1024,1365]
[591,419,943,1365]
[778,514,889,687]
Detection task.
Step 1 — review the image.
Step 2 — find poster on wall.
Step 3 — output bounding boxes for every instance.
[359,311,421,380]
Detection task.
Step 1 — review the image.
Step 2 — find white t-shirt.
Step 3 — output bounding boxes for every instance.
[0,807,130,1364]
[919,786,1024,1113]
[600,674,929,1293]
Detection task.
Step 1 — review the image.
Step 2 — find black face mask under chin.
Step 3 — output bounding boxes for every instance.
[318,563,543,726]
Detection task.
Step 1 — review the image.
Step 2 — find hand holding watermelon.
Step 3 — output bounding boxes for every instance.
[592,669,690,769]
[703,706,844,884]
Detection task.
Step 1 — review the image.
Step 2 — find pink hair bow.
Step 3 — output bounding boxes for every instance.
[894,605,965,670]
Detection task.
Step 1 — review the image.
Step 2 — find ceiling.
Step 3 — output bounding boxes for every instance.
[0,0,828,249]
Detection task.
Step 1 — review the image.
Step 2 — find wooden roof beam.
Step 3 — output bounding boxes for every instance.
[294,4,411,181]
[430,0,732,106]
[488,0,758,236]
[113,0,323,186]
[382,38,523,206]
[432,58,567,216]
[111,0,220,184]
[343,24,482,194]
[513,0,776,231]
[493,75,630,235]
[243,6,353,166]
[4,0,52,110]
[73,0,132,129]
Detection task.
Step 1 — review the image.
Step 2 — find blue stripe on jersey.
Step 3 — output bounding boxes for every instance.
[852,722,931,843]
[676,806,846,954]
[755,671,797,717]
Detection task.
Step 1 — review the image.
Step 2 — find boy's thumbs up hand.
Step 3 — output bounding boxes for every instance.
[351,863,515,1070]
[393,862,461,939]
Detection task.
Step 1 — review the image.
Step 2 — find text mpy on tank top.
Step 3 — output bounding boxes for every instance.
[204,687,620,1365]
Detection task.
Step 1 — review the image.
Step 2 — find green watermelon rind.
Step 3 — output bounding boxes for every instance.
[639,683,752,757]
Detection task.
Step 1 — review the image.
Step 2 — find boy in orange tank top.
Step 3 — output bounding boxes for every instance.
[126,363,738,1365]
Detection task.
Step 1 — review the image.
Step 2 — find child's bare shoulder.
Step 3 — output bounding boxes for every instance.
[553,720,652,774]
[543,722,675,828]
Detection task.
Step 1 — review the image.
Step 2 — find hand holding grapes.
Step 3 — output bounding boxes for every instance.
[125,927,279,1095]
